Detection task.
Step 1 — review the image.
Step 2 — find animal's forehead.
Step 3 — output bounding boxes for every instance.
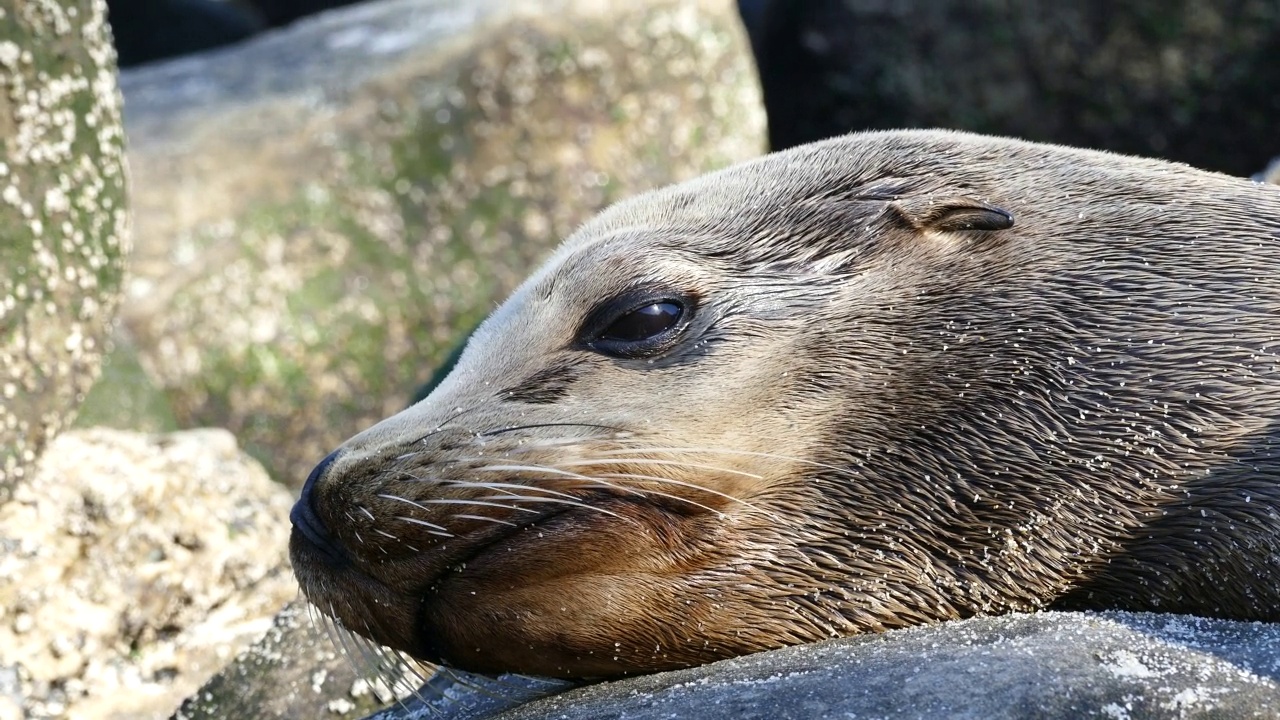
[528,228,708,308]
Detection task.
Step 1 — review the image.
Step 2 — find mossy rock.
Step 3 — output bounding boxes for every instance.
[0,0,130,502]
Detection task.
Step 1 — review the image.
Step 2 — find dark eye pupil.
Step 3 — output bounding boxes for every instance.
[601,302,682,342]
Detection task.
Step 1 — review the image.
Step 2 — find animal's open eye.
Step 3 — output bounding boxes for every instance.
[583,292,694,359]
[602,301,683,342]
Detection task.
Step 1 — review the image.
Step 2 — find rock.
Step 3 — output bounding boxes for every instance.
[372,612,1277,720]
[0,428,295,719]
[739,0,1280,176]
[114,0,765,486]
[106,0,264,68]
[171,599,386,720]
[0,0,130,503]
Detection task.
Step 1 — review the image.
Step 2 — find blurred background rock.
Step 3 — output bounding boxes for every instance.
[736,0,1280,175]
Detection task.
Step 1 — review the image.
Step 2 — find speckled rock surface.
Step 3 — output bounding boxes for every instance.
[0,428,295,719]
[171,599,392,720]
[0,0,130,502]
[113,0,765,486]
[435,612,1278,720]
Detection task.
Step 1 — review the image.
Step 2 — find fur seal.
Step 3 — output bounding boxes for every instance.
[289,130,1280,679]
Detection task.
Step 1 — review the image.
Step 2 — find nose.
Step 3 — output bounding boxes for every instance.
[289,449,350,567]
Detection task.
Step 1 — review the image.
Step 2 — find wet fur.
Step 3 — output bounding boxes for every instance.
[290,130,1280,679]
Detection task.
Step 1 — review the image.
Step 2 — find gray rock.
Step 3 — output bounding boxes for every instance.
[171,599,388,720]
[423,612,1277,720]
[0,0,130,502]
[111,0,765,486]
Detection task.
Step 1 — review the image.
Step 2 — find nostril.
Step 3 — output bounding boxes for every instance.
[290,449,350,568]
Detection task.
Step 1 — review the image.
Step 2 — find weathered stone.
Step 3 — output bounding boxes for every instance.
[171,599,385,720]
[369,612,1278,720]
[741,0,1280,176]
[0,0,130,502]
[0,428,295,719]
[115,0,765,486]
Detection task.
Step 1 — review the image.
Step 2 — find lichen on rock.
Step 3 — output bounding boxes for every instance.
[0,0,130,502]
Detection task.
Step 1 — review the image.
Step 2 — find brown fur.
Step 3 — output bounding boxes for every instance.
[290,130,1280,679]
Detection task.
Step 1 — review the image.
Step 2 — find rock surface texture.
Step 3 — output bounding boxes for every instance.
[115,0,765,487]
[740,0,1280,176]
[363,613,1280,720]
[0,0,130,502]
[0,428,295,720]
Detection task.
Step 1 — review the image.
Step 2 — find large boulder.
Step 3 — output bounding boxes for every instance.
[112,0,765,486]
[0,0,130,502]
[739,0,1280,176]
[364,612,1280,720]
[0,428,295,719]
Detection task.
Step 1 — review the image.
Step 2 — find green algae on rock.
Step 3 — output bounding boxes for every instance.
[119,0,765,486]
[0,0,130,502]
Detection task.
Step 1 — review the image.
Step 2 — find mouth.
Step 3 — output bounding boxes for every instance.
[292,477,728,676]
[290,496,600,661]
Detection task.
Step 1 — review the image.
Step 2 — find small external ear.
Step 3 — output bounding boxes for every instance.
[890,196,1015,233]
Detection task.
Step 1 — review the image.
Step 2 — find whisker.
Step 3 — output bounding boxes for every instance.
[597,445,856,475]
[592,473,727,517]
[375,495,451,531]
[444,478,599,500]
[385,650,437,714]
[559,457,764,480]
[471,494,623,519]
[392,516,454,537]
[408,404,487,444]
[596,471,784,522]
[471,463,597,481]
[587,466,765,510]
[417,498,541,514]
[453,513,518,527]
[480,422,627,437]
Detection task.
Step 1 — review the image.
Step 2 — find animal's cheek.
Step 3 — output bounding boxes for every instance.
[416,503,754,677]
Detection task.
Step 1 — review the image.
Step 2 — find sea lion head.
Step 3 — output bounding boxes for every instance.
[290,130,1280,678]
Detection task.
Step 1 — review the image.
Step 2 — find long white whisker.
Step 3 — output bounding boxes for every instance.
[392,516,454,537]
[441,479,603,500]
[472,463,596,481]
[597,446,856,475]
[453,513,518,527]
[592,473,727,517]
[418,498,541,514]
[471,494,623,519]
[375,495,451,531]
[559,457,764,481]
[598,471,786,523]
[592,469,764,512]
